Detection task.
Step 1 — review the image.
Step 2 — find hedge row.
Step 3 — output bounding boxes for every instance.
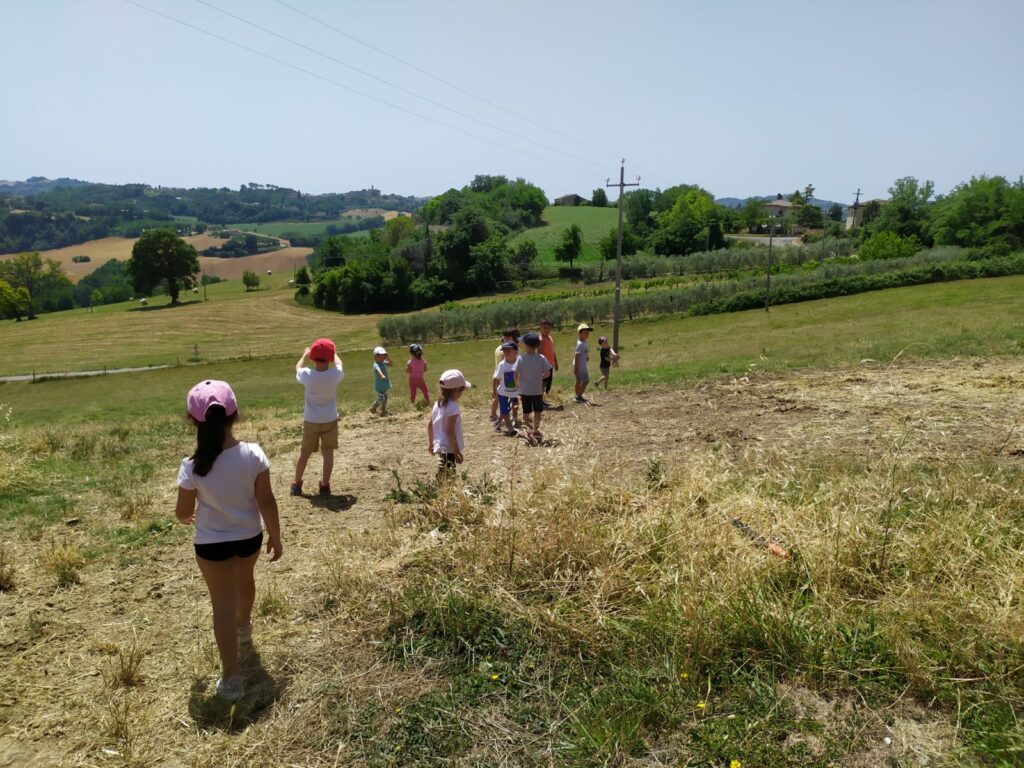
[377,250,1021,343]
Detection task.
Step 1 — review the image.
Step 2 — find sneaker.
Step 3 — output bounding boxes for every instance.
[532,431,543,442]
[574,396,586,403]
[505,428,518,437]
[289,482,302,496]
[318,482,331,496]
[237,622,253,644]
[215,675,245,702]
[493,422,503,433]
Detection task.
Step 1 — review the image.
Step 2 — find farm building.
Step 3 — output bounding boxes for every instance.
[554,193,587,207]
[761,195,800,219]
[845,198,886,230]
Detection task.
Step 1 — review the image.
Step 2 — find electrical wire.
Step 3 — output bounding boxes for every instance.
[270,0,621,163]
[121,0,603,178]
[191,0,609,173]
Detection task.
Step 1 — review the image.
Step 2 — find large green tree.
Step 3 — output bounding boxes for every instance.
[0,251,68,319]
[509,240,538,287]
[591,188,608,208]
[871,176,935,244]
[127,229,199,304]
[651,186,717,255]
[623,189,656,235]
[0,277,30,320]
[599,226,642,261]
[740,198,765,233]
[554,224,583,270]
[929,175,1024,250]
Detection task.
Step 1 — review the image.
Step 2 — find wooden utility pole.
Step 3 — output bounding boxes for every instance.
[765,222,775,312]
[607,160,640,352]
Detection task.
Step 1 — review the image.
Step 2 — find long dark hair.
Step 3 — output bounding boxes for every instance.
[191,405,237,476]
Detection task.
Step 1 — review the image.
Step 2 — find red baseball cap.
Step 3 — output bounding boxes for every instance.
[310,338,336,362]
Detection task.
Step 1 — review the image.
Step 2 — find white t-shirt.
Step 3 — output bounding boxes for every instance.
[431,400,464,453]
[575,339,589,370]
[296,364,344,423]
[494,360,519,397]
[177,442,270,545]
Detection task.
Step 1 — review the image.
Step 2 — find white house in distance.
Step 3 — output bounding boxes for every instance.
[761,195,799,219]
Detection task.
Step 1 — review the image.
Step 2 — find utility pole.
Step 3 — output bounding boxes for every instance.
[607,159,640,353]
[765,222,775,312]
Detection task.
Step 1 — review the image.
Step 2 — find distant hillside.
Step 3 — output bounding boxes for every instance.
[0,178,427,253]
[0,177,92,195]
[510,205,618,264]
[716,195,846,212]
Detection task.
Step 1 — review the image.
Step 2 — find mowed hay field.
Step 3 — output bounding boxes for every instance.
[0,235,313,283]
[3,271,1024,382]
[1,353,1023,765]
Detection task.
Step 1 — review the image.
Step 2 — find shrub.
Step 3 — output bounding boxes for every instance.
[859,231,921,261]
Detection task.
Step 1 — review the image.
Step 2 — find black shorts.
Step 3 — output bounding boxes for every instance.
[521,394,544,414]
[194,532,263,561]
[600,365,611,376]
[436,453,457,480]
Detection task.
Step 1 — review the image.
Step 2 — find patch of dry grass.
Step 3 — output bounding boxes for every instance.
[41,542,85,588]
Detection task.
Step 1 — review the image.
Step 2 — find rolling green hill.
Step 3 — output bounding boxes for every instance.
[511,205,618,264]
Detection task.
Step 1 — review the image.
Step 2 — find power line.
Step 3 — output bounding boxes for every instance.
[191,0,608,173]
[121,0,602,177]
[270,0,621,162]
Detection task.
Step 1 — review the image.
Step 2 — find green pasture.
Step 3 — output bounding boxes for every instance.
[225,218,375,238]
[511,205,618,264]
[4,274,1023,425]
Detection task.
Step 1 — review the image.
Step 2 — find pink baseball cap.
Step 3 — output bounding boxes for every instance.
[439,369,472,389]
[187,379,238,422]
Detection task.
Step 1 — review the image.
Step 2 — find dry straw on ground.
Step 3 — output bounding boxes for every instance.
[0,358,1022,765]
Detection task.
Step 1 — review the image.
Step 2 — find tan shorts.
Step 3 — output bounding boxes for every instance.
[301,419,339,453]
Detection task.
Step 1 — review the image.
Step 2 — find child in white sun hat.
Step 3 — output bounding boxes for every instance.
[428,369,471,481]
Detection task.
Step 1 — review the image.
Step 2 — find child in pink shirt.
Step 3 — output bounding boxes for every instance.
[406,344,429,404]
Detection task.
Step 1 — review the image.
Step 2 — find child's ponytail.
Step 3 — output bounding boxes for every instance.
[191,405,236,476]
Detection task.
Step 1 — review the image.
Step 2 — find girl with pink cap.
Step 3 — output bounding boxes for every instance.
[428,369,471,481]
[176,379,283,701]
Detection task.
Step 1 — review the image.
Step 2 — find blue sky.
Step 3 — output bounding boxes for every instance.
[3,0,1022,204]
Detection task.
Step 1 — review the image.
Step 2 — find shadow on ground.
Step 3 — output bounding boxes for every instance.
[308,493,357,512]
[187,648,287,731]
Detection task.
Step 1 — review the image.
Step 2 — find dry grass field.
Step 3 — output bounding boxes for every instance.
[0,357,1022,765]
[0,236,312,283]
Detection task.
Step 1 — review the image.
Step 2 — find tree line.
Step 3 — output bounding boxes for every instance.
[308,175,549,313]
[0,181,425,253]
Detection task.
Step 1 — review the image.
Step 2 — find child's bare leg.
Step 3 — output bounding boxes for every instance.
[533,411,542,433]
[294,448,312,484]
[321,448,334,485]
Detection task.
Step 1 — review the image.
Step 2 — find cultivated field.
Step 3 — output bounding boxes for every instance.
[1,353,1022,765]
[511,205,619,264]
[1,235,312,283]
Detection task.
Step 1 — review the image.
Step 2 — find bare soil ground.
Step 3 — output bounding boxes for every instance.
[1,357,1022,766]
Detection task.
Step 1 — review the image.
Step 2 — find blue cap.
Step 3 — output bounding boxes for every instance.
[521,332,540,347]
[500,341,519,351]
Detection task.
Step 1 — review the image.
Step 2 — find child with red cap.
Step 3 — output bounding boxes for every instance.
[292,338,345,496]
[176,379,283,701]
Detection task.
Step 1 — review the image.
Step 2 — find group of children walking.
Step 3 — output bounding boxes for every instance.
[175,324,616,701]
